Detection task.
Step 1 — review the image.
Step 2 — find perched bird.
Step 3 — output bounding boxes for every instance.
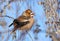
[9,9,35,33]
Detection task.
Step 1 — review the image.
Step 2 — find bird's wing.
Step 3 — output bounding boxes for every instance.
[9,19,29,27]
[16,21,30,27]
[12,21,30,32]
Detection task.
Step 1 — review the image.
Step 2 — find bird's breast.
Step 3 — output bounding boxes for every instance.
[18,18,34,31]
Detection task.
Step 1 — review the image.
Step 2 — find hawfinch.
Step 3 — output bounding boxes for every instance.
[9,9,34,33]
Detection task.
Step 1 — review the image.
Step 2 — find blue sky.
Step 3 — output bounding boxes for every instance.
[0,0,52,41]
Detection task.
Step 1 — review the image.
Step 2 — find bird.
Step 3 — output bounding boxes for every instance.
[9,9,35,33]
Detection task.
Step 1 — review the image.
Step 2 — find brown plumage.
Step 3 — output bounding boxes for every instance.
[9,9,34,32]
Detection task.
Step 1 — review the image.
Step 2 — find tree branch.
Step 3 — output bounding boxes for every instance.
[0,15,15,19]
[26,31,33,41]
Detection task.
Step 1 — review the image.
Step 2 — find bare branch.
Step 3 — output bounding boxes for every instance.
[26,31,33,41]
[0,15,14,19]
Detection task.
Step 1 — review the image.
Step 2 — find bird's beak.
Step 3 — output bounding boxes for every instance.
[31,13,35,17]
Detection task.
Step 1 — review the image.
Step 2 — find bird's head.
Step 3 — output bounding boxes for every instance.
[22,9,34,18]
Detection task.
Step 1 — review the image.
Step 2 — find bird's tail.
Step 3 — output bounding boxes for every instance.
[9,23,13,27]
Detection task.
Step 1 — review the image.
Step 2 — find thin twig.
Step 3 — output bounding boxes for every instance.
[0,15,15,19]
[26,31,33,41]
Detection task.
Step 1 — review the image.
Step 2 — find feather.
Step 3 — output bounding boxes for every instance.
[12,20,30,32]
[9,23,13,27]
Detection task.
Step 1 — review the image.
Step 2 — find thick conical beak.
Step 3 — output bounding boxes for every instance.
[31,13,35,17]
